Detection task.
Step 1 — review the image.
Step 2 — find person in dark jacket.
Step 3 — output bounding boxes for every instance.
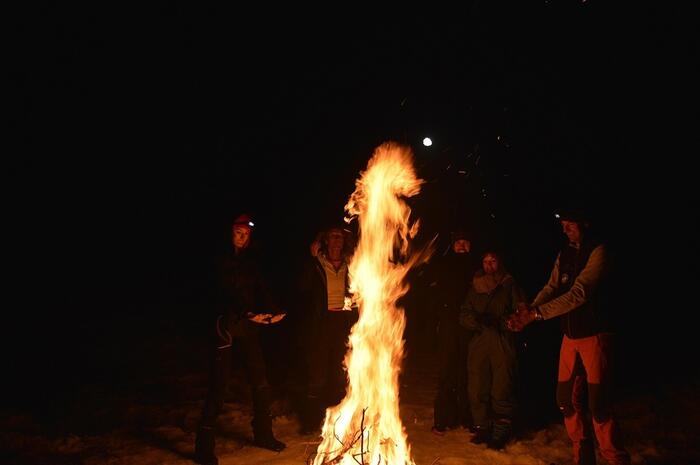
[507,209,630,465]
[460,250,526,450]
[429,230,477,434]
[194,214,287,465]
[297,224,357,434]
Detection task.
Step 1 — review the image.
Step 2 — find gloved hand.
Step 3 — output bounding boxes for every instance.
[460,311,482,331]
[506,303,537,332]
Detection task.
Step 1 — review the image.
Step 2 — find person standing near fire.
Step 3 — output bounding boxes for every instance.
[507,209,631,465]
[459,249,526,450]
[194,213,287,465]
[429,230,477,434]
[297,224,357,434]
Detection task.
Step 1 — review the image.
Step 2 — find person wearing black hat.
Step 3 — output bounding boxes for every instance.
[507,210,630,465]
[429,229,478,435]
[194,213,287,465]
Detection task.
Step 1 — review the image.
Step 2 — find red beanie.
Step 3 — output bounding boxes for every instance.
[233,213,254,229]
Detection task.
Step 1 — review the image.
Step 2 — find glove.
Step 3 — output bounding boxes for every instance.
[459,311,482,331]
[506,304,537,332]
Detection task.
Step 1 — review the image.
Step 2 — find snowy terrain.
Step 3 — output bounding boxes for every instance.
[2,311,699,465]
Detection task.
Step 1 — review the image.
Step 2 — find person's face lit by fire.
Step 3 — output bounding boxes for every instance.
[453,239,471,254]
[232,225,251,250]
[561,220,582,246]
[326,229,345,261]
[482,253,499,275]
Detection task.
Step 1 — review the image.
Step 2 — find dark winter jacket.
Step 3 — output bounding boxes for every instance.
[459,271,526,334]
[532,238,614,339]
[297,254,356,341]
[430,251,477,321]
[216,248,281,325]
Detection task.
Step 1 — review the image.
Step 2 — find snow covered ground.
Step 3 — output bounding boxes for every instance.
[2,314,698,465]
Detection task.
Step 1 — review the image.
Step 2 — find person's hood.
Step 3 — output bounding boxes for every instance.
[472,269,512,294]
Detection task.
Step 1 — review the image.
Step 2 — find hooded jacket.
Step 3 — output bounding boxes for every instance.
[460,270,526,333]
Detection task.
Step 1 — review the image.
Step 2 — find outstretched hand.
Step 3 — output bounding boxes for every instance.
[506,303,537,332]
[248,313,287,324]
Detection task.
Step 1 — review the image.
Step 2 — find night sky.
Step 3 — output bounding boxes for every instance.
[8,3,694,408]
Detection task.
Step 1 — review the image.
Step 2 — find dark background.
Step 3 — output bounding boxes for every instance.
[7,2,695,420]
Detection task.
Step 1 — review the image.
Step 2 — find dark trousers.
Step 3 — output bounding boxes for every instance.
[200,317,272,435]
[467,330,517,427]
[303,311,355,427]
[434,317,472,429]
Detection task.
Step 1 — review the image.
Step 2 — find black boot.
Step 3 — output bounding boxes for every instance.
[470,424,491,445]
[253,426,286,451]
[300,393,323,435]
[194,425,218,465]
[252,388,286,452]
[487,419,512,450]
[577,439,596,465]
[434,386,459,431]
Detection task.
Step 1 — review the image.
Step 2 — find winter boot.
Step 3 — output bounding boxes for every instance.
[487,418,512,450]
[252,417,286,452]
[300,393,324,435]
[434,386,459,431]
[194,425,218,465]
[431,424,447,435]
[470,424,491,445]
[252,387,286,452]
[576,438,596,465]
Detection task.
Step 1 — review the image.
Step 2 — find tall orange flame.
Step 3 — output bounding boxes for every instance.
[312,142,430,465]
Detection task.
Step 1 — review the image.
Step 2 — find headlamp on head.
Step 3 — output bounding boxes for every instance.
[554,208,588,223]
[233,213,255,229]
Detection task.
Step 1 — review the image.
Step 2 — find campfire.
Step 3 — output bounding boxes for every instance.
[312,142,431,465]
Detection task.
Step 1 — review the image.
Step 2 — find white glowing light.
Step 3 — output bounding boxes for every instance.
[422,137,433,147]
